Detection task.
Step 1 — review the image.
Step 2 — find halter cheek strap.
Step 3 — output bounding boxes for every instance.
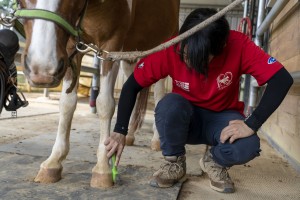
[14,9,82,37]
[12,0,88,39]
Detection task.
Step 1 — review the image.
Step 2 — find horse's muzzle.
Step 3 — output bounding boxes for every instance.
[23,57,65,88]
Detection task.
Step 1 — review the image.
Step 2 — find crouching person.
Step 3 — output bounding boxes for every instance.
[104,8,293,193]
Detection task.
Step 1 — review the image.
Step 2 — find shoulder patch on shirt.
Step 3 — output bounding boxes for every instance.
[267,57,277,64]
[138,62,145,69]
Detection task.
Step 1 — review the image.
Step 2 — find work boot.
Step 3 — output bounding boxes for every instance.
[199,151,235,193]
[149,155,187,188]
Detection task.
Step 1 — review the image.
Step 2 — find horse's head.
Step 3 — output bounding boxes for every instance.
[19,0,87,87]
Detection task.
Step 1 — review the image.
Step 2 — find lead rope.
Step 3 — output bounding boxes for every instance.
[106,0,245,61]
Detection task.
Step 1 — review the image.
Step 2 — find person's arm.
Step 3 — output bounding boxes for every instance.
[221,67,293,143]
[105,48,168,163]
[113,74,144,135]
[104,73,143,165]
[244,67,293,131]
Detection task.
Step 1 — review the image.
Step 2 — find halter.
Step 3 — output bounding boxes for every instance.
[11,0,88,39]
[0,0,91,93]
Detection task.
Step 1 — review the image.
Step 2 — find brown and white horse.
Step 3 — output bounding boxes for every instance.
[19,0,179,188]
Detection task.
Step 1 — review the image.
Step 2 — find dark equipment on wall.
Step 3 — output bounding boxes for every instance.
[0,29,28,115]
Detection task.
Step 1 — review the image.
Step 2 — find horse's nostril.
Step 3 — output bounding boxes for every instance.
[56,59,65,75]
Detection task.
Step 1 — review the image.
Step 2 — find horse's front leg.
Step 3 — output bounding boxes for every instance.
[91,61,119,188]
[34,68,78,183]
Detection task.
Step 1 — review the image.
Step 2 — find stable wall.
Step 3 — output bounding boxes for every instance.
[261,0,300,170]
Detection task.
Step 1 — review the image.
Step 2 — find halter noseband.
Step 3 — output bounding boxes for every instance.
[11,0,88,39]
[0,0,93,94]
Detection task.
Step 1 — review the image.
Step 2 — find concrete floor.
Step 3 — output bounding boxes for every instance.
[0,92,300,200]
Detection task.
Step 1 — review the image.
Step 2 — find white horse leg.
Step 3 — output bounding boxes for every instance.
[35,68,78,183]
[151,79,165,151]
[121,60,134,77]
[90,61,119,188]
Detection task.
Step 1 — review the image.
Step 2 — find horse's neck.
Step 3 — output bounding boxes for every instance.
[95,0,135,10]
[83,0,134,44]
[86,0,135,23]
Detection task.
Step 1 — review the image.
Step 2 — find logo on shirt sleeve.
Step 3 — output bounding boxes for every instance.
[138,62,145,69]
[268,57,277,64]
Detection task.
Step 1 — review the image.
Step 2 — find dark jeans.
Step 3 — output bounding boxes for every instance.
[155,93,261,167]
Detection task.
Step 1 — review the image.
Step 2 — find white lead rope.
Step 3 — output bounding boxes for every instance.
[107,0,245,61]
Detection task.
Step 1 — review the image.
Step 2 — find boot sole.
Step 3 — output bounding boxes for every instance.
[149,175,187,188]
[199,158,235,193]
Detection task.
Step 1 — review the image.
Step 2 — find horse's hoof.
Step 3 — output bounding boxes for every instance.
[125,135,135,146]
[90,172,114,188]
[151,140,161,151]
[34,167,62,183]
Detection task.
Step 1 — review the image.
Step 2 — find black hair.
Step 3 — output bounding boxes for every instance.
[176,8,230,76]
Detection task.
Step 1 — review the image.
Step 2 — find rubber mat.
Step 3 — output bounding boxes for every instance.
[0,152,182,200]
[178,138,300,200]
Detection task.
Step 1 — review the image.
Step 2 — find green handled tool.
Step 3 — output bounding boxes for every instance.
[111,154,118,183]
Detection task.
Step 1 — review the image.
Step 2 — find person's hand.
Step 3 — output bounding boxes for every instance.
[104,132,126,166]
[220,120,255,144]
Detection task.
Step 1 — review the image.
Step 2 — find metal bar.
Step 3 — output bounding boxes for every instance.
[247,0,289,114]
[243,0,249,17]
[242,0,253,114]
[248,0,267,112]
[43,88,49,98]
[256,0,290,45]
[81,65,99,74]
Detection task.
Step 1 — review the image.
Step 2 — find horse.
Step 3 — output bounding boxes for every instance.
[18,0,180,188]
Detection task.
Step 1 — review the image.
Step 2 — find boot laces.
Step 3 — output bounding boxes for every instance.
[210,164,231,181]
[159,161,183,179]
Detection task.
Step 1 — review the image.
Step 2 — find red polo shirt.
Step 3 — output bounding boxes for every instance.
[133,30,282,115]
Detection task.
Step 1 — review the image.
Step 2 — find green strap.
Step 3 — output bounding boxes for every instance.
[14,9,82,37]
